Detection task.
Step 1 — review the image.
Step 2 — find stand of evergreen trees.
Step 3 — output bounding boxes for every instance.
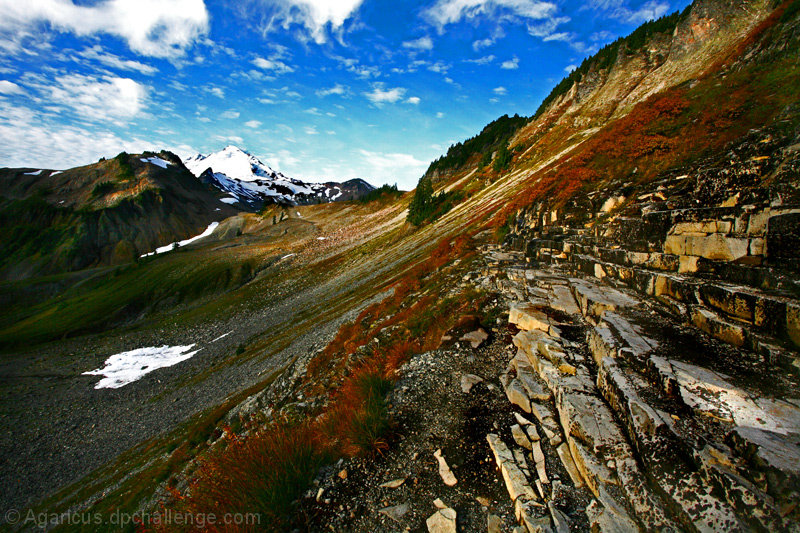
[406,176,462,226]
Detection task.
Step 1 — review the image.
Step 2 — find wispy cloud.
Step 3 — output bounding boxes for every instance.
[493,86,507,95]
[406,96,421,104]
[207,86,225,98]
[245,120,262,128]
[77,45,158,75]
[364,84,406,105]
[252,45,295,74]
[35,74,148,122]
[466,55,495,65]
[564,63,577,73]
[472,38,494,50]
[403,36,434,51]
[330,54,381,78]
[247,0,364,44]
[220,110,240,119]
[428,61,450,74]
[0,100,170,169]
[0,80,25,95]
[424,0,558,28]
[526,15,571,39]
[252,57,295,74]
[588,0,669,24]
[316,83,347,97]
[0,0,209,58]
[500,56,519,69]
[358,149,428,181]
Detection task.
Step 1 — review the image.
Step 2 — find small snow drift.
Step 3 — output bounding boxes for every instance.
[83,344,201,389]
[140,156,171,169]
[140,221,219,257]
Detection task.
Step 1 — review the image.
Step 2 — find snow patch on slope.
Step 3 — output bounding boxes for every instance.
[140,221,219,257]
[140,156,171,169]
[83,344,200,389]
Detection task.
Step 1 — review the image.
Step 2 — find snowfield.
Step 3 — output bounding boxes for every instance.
[140,156,171,169]
[83,344,201,389]
[140,221,219,257]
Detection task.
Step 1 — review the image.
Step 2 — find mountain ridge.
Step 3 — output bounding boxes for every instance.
[184,145,376,208]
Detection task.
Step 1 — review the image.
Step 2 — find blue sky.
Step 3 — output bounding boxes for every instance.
[0,0,690,189]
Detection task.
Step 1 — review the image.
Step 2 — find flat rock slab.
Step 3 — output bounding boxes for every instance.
[510,302,552,332]
[550,285,581,315]
[670,359,800,434]
[730,426,800,477]
[487,433,538,503]
[569,278,641,318]
[426,507,457,533]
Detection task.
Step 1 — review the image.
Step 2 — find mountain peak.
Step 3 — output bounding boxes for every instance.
[183,147,375,208]
[185,146,277,183]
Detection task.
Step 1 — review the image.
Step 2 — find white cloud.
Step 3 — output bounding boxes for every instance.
[0,0,209,58]
[213,134,244,145]
[250,0,364,44]
[543,32,572,42]
[316,84,347,97]
[626,0,669,23]
[169,80,188,91]
[493,86,507,95]
[466,55,495,65]
[268,148,300,171]
[403,36,434,51]
[245,120,262,128]
[364,84,406,105]
[304,126,319,135]
[0,80,25,95]
[77,45,158,75]
[589,0,669,24]
[472,38,494,50]
[0,101,179,169]
[424,0,557,28]
[436,112,445,118]
[252,56,295,74]
[564,63,577,73]
[207,87,225,98]
[406,96,421,104]
[428,62,450,74]
[221,110,240,119]
[304,107,323,115]
[501,56,519,69]
[526,16,570,38]
[358,149,428,186]
[39,74,148,122]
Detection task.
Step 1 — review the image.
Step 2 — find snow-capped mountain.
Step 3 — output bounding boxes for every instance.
[184,146,374,207]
